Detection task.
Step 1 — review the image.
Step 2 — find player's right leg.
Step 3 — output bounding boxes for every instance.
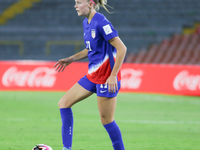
[59,82,93,150]
[58,82,93,108]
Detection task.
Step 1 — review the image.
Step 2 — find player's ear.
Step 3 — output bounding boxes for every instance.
[88,0,94,8]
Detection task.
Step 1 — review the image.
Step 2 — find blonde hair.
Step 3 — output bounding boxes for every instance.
[90,0,112,13]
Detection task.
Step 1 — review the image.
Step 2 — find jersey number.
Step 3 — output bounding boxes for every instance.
[100,84,108,88]
[86,41,92,51]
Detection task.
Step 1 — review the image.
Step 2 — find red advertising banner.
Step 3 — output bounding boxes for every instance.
[0,61,200,96]
[120,64,200,96]
[0,61,87,91]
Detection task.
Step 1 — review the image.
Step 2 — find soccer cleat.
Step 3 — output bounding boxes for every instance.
[62,147,72,150]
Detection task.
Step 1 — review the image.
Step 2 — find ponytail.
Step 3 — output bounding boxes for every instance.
[91,0,113,13]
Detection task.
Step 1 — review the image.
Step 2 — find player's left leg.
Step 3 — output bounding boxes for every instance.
[97,96,125,150]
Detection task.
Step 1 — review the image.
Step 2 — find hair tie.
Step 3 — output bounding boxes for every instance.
[91,0,96,5]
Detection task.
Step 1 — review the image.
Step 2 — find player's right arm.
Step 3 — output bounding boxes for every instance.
[54,48,89,72]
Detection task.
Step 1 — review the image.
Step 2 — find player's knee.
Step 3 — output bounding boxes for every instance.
[58,97,71,108]
[58,99,64,108]
[100,115,114,125]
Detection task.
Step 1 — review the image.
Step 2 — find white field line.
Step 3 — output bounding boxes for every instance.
[120,120,200,124]
[137,95,200,105]
[2,118,200,124]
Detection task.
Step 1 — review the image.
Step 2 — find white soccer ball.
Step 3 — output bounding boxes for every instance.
[32,144,53,150]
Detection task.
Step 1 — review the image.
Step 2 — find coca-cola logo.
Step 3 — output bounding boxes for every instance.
[173,70,200,91]
[2,66,57,88]
[121,68,143,89]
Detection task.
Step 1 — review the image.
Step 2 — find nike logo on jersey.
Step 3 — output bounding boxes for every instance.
[100,90,107,93]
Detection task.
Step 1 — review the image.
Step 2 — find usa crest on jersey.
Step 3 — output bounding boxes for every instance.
[91,29,96,38]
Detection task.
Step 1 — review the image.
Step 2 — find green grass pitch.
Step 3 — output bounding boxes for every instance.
[0,91,200,150]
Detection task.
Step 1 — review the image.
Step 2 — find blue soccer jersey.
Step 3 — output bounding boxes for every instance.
[83,12,121,84]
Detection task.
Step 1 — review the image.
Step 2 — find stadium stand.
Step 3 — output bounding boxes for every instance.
[126,33,200,65]
[0,0,200,63]
[0,0,41,24]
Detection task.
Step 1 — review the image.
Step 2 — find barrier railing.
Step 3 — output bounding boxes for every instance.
[45,40,85,56]
[0,41,24,56]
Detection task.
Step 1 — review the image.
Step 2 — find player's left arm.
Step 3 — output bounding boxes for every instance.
[106,36,127,93]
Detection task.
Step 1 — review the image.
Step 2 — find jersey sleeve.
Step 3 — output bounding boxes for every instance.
[97,19,118,41]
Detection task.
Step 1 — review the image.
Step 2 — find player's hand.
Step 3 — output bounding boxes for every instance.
[53,57,73,72]
[105,75,118,93]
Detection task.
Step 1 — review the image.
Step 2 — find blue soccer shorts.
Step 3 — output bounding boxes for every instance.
[78,75,121,98]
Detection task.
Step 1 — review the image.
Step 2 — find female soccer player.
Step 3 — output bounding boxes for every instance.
[54,0,127,150]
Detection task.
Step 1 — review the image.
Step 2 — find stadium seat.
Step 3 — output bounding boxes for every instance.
[142,44,159,63]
